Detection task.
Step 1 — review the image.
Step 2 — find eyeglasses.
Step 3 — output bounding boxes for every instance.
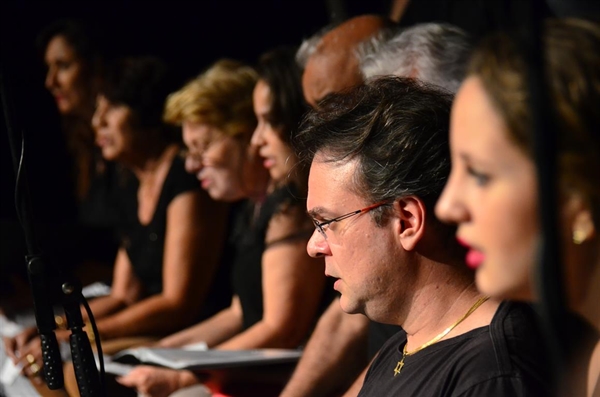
[179,135,230,165]
[312,201,390,239]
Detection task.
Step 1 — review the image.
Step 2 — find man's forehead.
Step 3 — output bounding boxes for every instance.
[309,156,358,196]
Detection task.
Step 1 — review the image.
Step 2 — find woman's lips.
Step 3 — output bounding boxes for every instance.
[456,237,485,269]
[95,137,110,147]
[262,157,275,169]
[200,178,211,189]
[465,250,485,269]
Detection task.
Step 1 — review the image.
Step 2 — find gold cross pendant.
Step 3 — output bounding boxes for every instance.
[393,359,405,376]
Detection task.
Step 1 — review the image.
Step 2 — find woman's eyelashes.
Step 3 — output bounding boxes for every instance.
[466,164,490,186]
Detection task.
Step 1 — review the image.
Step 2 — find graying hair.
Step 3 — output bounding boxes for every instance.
[358,23,472,94]
[295,23,339,69]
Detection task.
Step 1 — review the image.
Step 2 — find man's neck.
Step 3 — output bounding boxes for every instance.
[399,265,499,352]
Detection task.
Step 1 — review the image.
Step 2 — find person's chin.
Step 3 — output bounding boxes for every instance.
[338,295,360,315]
[476,265,508,300]
[57,102,73,115]
[269,169,284,183]
[206,186,221,199]
[100,148,116,161]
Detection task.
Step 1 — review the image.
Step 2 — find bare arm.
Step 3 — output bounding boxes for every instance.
[83,248,142,321]
[216,209,327,350]
[280,298,370,397]
[95,190,229,340]
[157,296,244,348]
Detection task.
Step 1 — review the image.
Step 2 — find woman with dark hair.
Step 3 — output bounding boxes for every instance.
[4,57,231,391]
[116,49,332,397]
[435,18,600,396]
[37,18,120,279]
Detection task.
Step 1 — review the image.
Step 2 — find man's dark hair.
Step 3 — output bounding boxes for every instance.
[294,76,453,224]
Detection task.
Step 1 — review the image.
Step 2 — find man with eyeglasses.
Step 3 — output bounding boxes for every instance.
[291,76,551,396]
[282,18,481,397]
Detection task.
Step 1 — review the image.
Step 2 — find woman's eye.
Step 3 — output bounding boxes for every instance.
[56,61,71,70]
[466,166,490,186]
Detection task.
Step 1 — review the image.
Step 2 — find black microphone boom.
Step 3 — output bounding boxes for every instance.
[1,38,104,397]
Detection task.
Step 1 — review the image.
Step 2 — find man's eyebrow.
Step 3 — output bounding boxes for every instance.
[307,207,330,219]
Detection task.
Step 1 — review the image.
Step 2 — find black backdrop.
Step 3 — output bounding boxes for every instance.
[0,0,393,292]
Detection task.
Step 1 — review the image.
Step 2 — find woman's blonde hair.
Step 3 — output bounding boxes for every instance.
[164,59,258,138]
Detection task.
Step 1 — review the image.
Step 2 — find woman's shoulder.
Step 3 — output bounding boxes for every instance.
[262,184,313,247]
[162,149,200,198]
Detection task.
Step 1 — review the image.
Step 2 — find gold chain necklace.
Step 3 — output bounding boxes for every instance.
[393,296,490,377]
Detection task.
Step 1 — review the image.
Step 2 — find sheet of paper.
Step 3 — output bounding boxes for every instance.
[0,358,22,386]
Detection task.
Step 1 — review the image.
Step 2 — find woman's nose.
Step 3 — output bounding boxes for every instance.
[250,126,264,147]
[185,155,203,174]
[45,67,57,90]
[435,177,468,225]
[91,108,105,130]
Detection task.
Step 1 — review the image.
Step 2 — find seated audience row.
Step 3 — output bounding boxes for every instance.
[1,13,599,397]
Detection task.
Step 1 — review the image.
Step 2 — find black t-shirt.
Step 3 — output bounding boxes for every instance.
[359,301,552,397]
[368,321,403,359]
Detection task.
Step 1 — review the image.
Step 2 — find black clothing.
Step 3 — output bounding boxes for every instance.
[75,160,121,266]
[551,309,599,397]
[368,322,403,359]
[194,200,246,322]
[232,184,334,332]
[233,185,312,330]
[359,301,551,397]
[118,156,199,296]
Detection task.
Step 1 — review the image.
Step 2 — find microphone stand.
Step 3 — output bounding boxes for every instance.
[1,44,104,397]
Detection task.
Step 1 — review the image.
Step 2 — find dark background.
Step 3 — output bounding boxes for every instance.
[0,0,394,220]
[1,0,598,289]
[0,0,393,291]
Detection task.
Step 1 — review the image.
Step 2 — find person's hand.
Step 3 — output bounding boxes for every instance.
[3,326,37,362]
[116,366,199,397]
[3,327,43,382]
[3,326,70,382]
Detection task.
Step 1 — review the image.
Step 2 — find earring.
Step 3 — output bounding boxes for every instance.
[572,229,589,245]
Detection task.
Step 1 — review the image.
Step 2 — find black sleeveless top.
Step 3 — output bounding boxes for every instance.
[232,184,322,331]
[76,160,121,265]
[117,155,199,296]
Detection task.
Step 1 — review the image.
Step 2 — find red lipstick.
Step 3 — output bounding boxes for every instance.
[456,237,485,269]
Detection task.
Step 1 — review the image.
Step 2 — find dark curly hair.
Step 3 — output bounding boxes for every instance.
[294,76,453,224]
[100,56,176,133]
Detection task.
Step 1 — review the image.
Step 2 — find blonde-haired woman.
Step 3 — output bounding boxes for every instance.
[117,54,332,397]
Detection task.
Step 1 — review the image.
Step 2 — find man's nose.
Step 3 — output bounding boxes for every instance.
[307,229,330,258]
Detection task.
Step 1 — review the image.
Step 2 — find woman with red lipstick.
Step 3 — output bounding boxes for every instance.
[435,18,600,397]
[116,51,333,397]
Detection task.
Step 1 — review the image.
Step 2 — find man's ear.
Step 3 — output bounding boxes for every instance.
[392,196,426,251]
